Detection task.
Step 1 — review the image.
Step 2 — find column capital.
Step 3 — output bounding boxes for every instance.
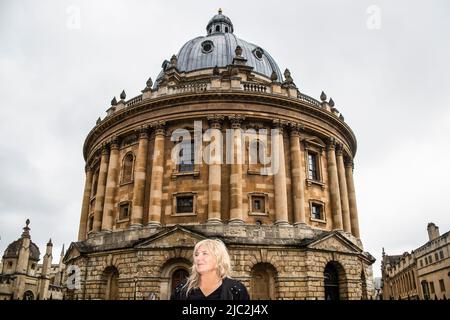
[288,122,304,137]
[227,114,245,128]
[344,157,354,169]
[136,125,150,139]
[101,143,110,155]
[335,142,344,156]
[150,121,166,135]
[85,164,93,173]
[207,114,225,129]
[109,136,120,150]
[326,137,337,150]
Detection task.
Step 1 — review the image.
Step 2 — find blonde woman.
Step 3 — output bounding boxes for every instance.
[171,239,249,300]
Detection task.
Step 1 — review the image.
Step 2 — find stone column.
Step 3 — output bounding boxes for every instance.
[326,138,343,230]
[336,144,351,233]
[78,165,93,240]
[207,115,224,224]
[93,145,109,232]
[102,137,120,232]
[131,126,149,227]
[289,123,306,225]
[273,120,289,226]
[147,121,166,226]
[228,115,244,224]
[345,159,361,238]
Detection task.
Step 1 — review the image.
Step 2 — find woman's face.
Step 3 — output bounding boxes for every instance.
[194,245,217,275]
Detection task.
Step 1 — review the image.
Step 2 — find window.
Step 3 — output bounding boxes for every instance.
[439,279,445,292]
[420,259,423,267]
[308,152,319,180]
[7,261,13,268]
[435,253,439,261]
[429,255,433,263]
[121,153,134,183]
[252,196,265,213]
[179,140,195,172]
[176,196,194,214]
[119,202,131,221]
[311,202,324,220]
[439,251,444,259]
[253,48,264,60]
[201,40,214,54]
[430,281,435,294]
[91,170,99,198]
[215,25,220,32]
[31,264,35,270]
[225,27,229,33]
[88,216,94,231]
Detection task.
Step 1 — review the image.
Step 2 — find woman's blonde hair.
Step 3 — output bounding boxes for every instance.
[184,239,232,296]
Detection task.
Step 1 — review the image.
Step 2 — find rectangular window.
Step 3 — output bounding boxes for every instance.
[179,141,195,172]
[176,196,194,213]
[251,196,265,213]
[439,279,445,292]
[439,251,444,259]
[430,281,435,294]
[429,255,433,263]
[435,252,439,261]
[420,260,423,267]
[119,203,131,220]
[88,216,94,231]
[311,203,323,220]
[308,153,319,180]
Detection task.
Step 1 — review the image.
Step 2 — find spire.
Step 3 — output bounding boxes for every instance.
[47,238,53,246]
[218,8,222,15]
[120,90,126,100]
[60,244,65,256]
[320,91,327,102]
[111,96,117,106]
[206,9,234,35]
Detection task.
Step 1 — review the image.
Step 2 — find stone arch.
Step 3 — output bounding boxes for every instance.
[159,258,191,300]
[250,262,278,300]
[101,266,119,300]
[323,261,348,300]
[23,290,34,300]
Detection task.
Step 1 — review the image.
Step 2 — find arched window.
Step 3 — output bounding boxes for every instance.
[179,140,194,172]
[215,25,220,32]
[324,263,340,300]
[102,266,119,300]
[250,263,277,300]
[23,290,34,300]
[121,153,134,183]
[225,27,229,33]
[171,269,189,293]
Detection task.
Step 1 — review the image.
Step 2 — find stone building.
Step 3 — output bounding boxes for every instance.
[0,220,65,300]
[64,10,375,300]
[381,223,450,300]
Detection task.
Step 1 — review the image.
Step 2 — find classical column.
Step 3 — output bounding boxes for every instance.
[289,123,306,225]
[228,115,244,224]
[102,137,120,232]
[147,121,166,226]
[207,115,224,224]
[93,145,109,232]
[78,165,93,240]
[345,158,361,238]
[326,138,343,230]
[336,144,351,233]
[131,126,149,227]
[273,120,289,225]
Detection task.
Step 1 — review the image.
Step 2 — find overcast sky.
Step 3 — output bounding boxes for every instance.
[1,0,449,278]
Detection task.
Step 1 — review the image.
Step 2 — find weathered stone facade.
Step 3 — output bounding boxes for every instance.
[381,223,450,300]
[64,10,375,300]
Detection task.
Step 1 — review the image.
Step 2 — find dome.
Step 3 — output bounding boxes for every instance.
[3,239,40,261]
[155,10,283,86]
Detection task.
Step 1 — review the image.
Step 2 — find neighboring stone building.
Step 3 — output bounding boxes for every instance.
[64,10,375,300]
[381,223,450,300]
[0,220,65,300]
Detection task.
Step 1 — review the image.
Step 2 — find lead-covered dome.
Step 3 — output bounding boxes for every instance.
[155,10,283,85]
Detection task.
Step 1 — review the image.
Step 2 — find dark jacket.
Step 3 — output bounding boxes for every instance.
[171,277,250,300]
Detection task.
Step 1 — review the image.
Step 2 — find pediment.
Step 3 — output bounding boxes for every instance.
[63,243,82,263]
[307,232,362,254]
[135,226,207,249]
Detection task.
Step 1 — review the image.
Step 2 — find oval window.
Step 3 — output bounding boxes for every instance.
[201,41,214,54]
[253,48,264,60]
